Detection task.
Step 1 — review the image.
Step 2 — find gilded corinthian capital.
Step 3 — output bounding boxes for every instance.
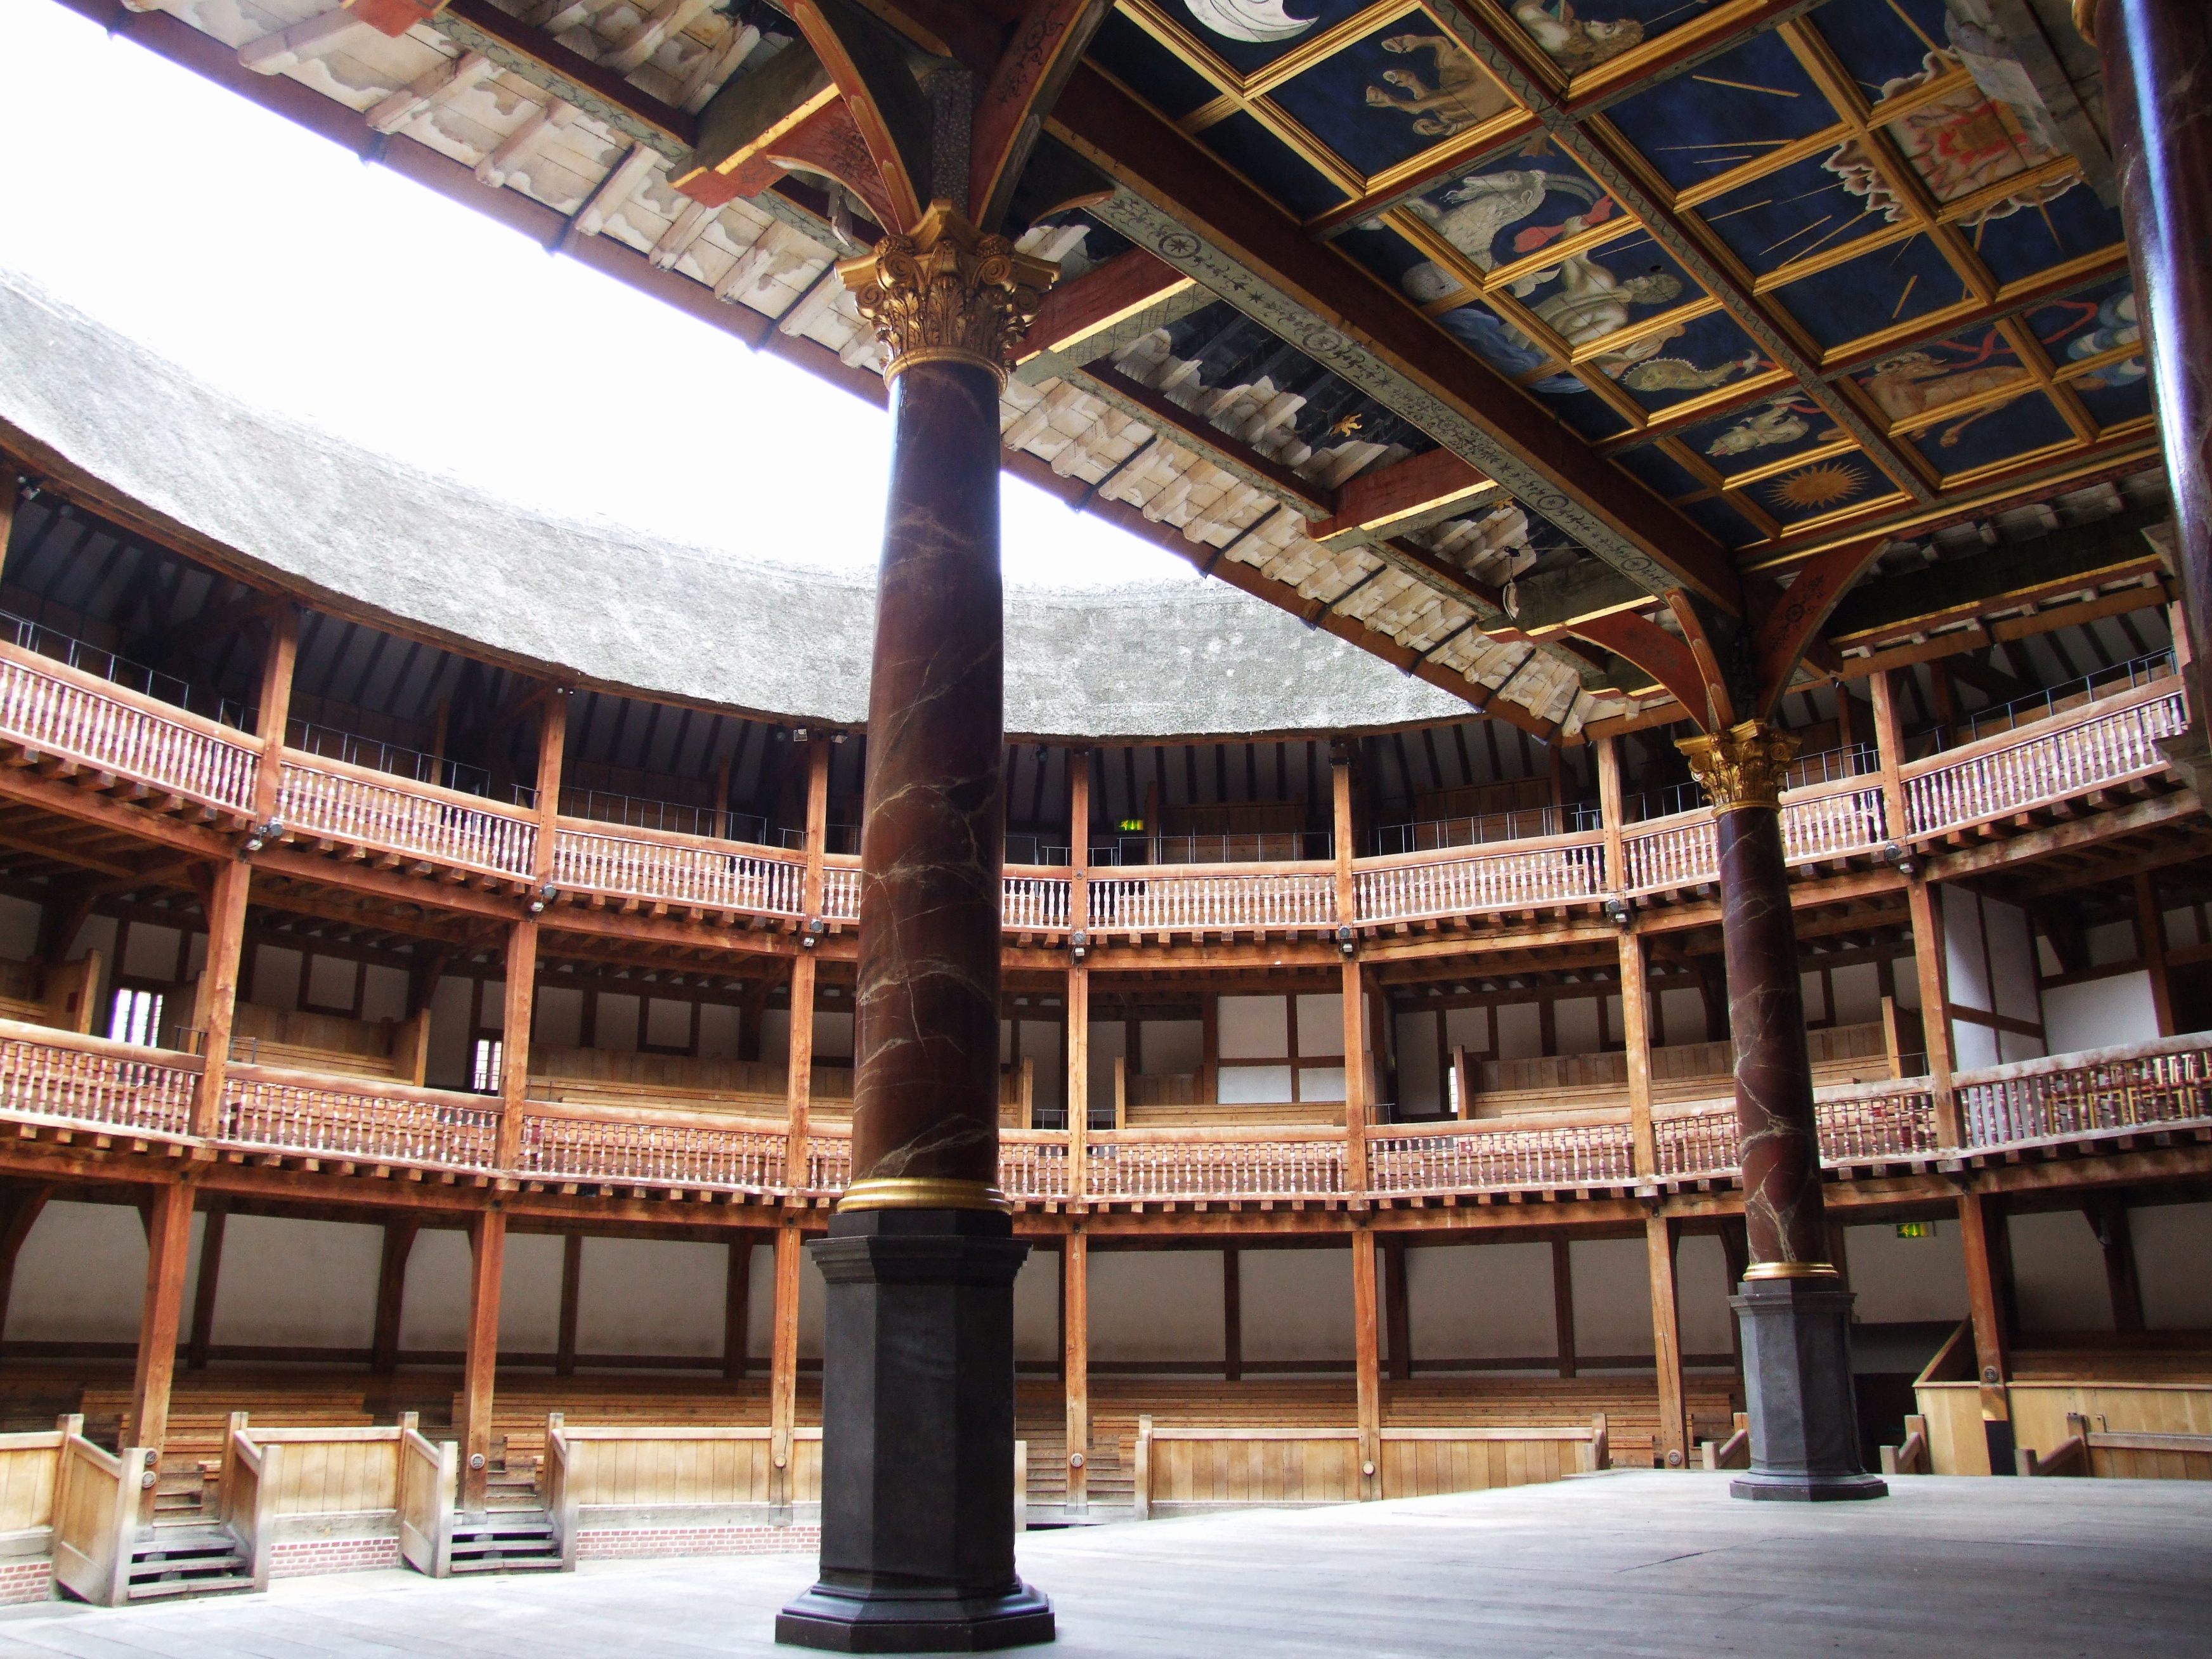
[836,200,1058,388]
[1677,719,1800,812]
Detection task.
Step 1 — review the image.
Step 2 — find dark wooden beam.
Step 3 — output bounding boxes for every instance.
[970,0,1112,233]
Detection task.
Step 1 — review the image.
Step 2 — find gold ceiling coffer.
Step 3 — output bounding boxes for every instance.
[1676,720,1800,814]
[838,198,1059,389]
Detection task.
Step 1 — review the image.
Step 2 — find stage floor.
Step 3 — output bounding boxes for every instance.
[6,1472,2206,1656]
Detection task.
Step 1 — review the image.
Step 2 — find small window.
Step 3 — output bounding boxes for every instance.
[108,987,164,1048]
[471,1037,504,1095]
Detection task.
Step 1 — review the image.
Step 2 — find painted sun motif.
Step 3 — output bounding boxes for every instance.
[1767,461,1864,511]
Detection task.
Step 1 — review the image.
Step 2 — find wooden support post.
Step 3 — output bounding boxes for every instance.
[1868,668,1911,843]
[2136,872,2175,1036]
[1646,1214,1686,1469]
[496,919,539,1169]
[1957,1190,2014,1471]
[129,1181,195,1510]
[1597,733,1626,897]
[801,737,831,920]
[1382,1236,1412,1382]
[1198,998,1218,1105]
[1721,1219,1749,1378]
[1351,1227,1381,1499]
[1221,1244,1241,1383]
[2086,1198,2145,1337]
[555,1233,583,1377]
[370,1219,418,1375]
[1342,955,1371,1195]
[1330,748,1356,928]
[1064,1228,1089,1516]
[1068,748,1090,936]
[0,1184,50,1350]
[460,1207,506,1515]
[1906,878,1959,1143]
[724,1235,754,1381]
[250,603,300,826]
[769,1220,802,1509]
[785,954,817,1188]
[1066,963,1089,1136]
[1618,928,1656,1176]
[185,1204,226,1372]
[191,858,252,1138]
[1551,1238,1577,1379]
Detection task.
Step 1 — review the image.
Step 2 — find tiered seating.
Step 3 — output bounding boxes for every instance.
[0,951,101,1034]
[1114,1062,1351,1130]
[528,1050,1034,1128]
[1465,1022,1895,1120]
[230,999,430,1083]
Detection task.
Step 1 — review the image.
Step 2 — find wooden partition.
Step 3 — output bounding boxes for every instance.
[0,1416,74,1578]
[1467,1022,1894,1120]
[543,1415,823,1565]
[1377,1417,1610,1499]
[52,1432,150,1606]
[1112,1057,1355,1130]
[0,954,101,1036]
[224,1000,431,1084]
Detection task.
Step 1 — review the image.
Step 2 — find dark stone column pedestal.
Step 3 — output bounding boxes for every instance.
[776,1209,1053,1653]
[1729,1277,1887,1502]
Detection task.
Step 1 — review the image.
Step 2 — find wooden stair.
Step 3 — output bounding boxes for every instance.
[448,1511,563,1575]
[122,1524,254,1602]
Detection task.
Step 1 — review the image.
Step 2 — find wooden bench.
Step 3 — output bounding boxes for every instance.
[1113,1058,1350,1130]
[226,999,430,1084]
[1459,1022,1897,1119]
[0,953,101,1036]
[529,1051,1034,1128]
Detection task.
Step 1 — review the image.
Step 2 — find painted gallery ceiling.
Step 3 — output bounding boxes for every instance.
[31,0,2165,743]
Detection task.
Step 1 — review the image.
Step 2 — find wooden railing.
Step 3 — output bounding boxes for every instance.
[279,751,537,879]
[0,637,258,814]
[218,1415,280,1591]
[0,1022,199,1138]
[1368,1116,1637,1195]
[219,1065,503,1173]
[53,1429,150,1606]
[1655,1078,1942,1180]
[821,857,861,922]
[1956,1035,2212,1151]
[1355,830,1604,923]
[1623,778,1890,895]
[999,1129,1071,1201]
[1089,865,1337,933]
[1082,1128,1347,1200]
[1905,674,2186,838]
[552,823,803,915]
[0,1415,74,1575]
[1003,868,1071,931]
[517,1103,788,1193]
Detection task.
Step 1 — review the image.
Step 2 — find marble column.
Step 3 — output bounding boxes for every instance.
[2083,0,2212,720]
[1679,722,1885,1502]
[777,202,1057,1653]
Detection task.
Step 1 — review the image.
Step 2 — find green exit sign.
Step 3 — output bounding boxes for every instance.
[1896,1221,1935,1240]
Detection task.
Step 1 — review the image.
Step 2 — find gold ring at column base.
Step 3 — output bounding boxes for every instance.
[836,1176,1012,1213]
[1743,1260,1840,1280]
[881,344,1008,388]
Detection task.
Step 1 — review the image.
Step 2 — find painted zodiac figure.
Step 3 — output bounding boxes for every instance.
[1404,169,1577,273]
[1365,34,1511,138]
[1511,222,1682,346]
[1511,1,1646,70]
[1862,349,2031,447]
[1705,397,1839,459]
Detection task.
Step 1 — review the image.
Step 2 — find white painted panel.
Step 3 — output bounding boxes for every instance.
[813,1012,854,1062]
[535,987,584,1049]
[1999,1031,2047,1064]
[398,1226,473,1351]
[2135,1202,2212,1329]
[0,895,39,961]
[1674,1234,1733,1358]
[1405,1241,1554,1364]
[1844,1221,1966,1324]
[1218,996,1287,1059]
[254,946,303,1013]
[304,954,356,1013]
[745,1242,826,1363]
[7,1200,164,1344]
[1300,1066,1346,1103]
[999,1019,1013,1065]
[2008,1209,2113,1335]
[480,980,506,1031]
[1013,1246,1059,1364]
[1556,997,1599,1057]
[576,1237,724,1358]
[122,924,180,982]
[759,1009,790,1067]
[1892,959,1920,1011]
[1443,1005,1489,1055]
[1495,1002,1541,1060]
[214,1216,381,1348]
[1568,1239,1653,1360]
[1140,1020,1202,1074]
[426,975,474,1091]
[1240,1246,1351,1363]
[645,996,691,1050]
[1396,1011,1440,1113]
[1090,1249,1223,1363]
[1952,1022,2000,1070]
[1799,973,1826,1023]
[73,916,117,970]
[501,1232,565,1353]
[1984,899,2040,1026]
[1020,1020,1063,1116]
[595,992,640,1053]
[2085,920,2133,966]
[2163,906,2199,948]
[1658,987,1705,1047]
[1831,963,1880,1025]
[1603,994,1623,1045]
[1944,885,1990,1011]
[698,1001,740,1060]
[2043,972,2158,1055]
[1219,1065,1292,1103]
[1294,993,1343,1058]
[1086,1021,1124,1124]
[362,965,408,1024]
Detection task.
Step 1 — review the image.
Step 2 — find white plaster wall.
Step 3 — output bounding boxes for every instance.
[1444,1006,1488,1056]
[363,965,408,1024]
[1657,987,1705,1047]
[1405,1241,1555,1364]
[1832,963,1880,1024]
[575,1237,724,1358]
[1396,1010,1441,1114]
[1568,1239,1653,1360]
[1301,1065,1346,1103]
[1675,1234,1733,1358]
[0,894,39,962]
[2135,1202,2212,1328]
[6,1200,192,1344]
[1218,997,1287,1059]
[537,987,585,1048]
[253,946,303,1013]
[1294,994,1343,1058]
[212,1215,381,1349]
[745,1244,825,1362]
[1086,1021,1124,1123]
[1495,1003,1540,1060]
[1843,1221,1967,1324]
[1239,1246,1352,1364]
[1018,1019,1063,1116]
[398,1226,474,1351]
[501,1233,564,1353]
[2008,1209,2114,1335]
[2085,920,2134,966]
[2043,972,2159,1055]
[481,979,507,1030]
[122,923,181,982]
[1944,885,1989,1012]
[1954,1022,2001,1070]
[1013,1246,1059,1365]
[1088,1249,1223,1364]
[1799,972,1826,1022]
[1985,899,2040,1025]
[814,1012,855,1062]
[1140,1020,1202,1074]
[304,954,355,1012]
[698,1001,739,1060]
[1220,1065,1291,1103]
[425,975,475,1091]
[595,992,640,1053]
[1556,997,1600,1056]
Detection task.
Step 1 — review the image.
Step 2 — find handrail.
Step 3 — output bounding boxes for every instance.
[398,1412,457,1578]
[278,745,538,879]
[219,1414,281,1590]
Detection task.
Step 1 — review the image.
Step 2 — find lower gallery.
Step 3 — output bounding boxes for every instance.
[1,0,2210,1649]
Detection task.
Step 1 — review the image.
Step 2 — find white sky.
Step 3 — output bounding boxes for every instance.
[0,0,1195,589]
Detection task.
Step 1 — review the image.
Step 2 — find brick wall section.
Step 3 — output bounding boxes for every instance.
[0,1559,51,1604]
[270,1537,402,1578]
[578,1525,821,1560]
